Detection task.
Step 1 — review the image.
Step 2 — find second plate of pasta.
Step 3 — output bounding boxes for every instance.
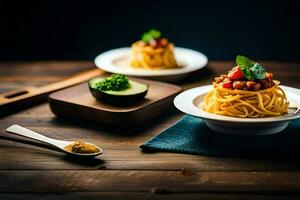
[94,47,208,81]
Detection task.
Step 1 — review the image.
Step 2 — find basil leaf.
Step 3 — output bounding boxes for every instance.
[236,55,254,69]
[251,63,266,79]
[240,66,254,80]
[148,29,161,38]
[141,33,152,43]
[141,29,161,43]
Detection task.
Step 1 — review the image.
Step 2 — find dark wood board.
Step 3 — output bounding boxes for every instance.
[48,78,182,126]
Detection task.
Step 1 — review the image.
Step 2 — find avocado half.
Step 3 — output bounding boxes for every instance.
[88,77,148,104]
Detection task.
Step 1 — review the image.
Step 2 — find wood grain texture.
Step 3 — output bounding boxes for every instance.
[2,170,300,193]
[0,61,94,92]
[2,193,300,200]
[0,61,300,199]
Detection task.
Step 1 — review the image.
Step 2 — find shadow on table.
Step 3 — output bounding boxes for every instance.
[50,106,182,137]
[62,154,105,168]
[193,126,300,161]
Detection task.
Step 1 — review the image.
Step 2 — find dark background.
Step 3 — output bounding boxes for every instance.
[0,0,299,61]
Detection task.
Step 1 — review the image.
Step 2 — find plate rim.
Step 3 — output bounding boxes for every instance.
[94,47,208,76]
[173,85,300,123]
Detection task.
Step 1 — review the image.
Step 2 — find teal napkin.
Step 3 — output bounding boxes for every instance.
[140,115,300,159]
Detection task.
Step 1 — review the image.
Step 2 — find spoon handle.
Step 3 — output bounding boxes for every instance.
[6,124,59,146]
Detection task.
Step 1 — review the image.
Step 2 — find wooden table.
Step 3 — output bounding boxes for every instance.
[1,61,300,199]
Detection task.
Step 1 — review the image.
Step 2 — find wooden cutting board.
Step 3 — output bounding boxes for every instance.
[48,78,182,126]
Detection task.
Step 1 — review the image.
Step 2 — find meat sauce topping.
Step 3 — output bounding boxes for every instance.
[213,55,275,91]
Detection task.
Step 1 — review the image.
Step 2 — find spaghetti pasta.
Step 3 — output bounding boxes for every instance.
[201,55,289,118]
[202,84,289,118]
[130,29,179,69]
[131,41,179,69]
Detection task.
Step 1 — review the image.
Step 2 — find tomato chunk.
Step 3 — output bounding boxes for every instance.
[223,81,233,88]
[265,72,273,79]
[228,67,244,80]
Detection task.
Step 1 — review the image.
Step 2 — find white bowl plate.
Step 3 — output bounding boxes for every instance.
[94,47,208,82]
[174,85,300,135]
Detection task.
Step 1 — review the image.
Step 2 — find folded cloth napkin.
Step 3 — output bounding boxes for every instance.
[140,115,300,159]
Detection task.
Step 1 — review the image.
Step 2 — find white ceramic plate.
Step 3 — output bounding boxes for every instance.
[94,47,208,82]
[174,85,300,135]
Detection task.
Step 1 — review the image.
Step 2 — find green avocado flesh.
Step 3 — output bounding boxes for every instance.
[89,78,148,96]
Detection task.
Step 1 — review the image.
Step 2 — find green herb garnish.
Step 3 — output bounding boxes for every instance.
[250,63,266,80]
[141,29,161,43]
[95,74,130,91]
[236,55,255,80]
[236,55,266,80]
[236,55,254,69]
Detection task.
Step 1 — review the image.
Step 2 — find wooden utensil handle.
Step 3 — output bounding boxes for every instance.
[2,89,30,99]
[0,68,105,106]
[0,68,106,117]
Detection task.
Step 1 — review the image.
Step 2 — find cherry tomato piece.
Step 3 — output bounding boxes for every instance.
[228,67,244,80]
[223,81,233,88]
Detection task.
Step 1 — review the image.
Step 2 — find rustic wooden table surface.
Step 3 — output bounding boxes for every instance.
[0,61,300,199]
